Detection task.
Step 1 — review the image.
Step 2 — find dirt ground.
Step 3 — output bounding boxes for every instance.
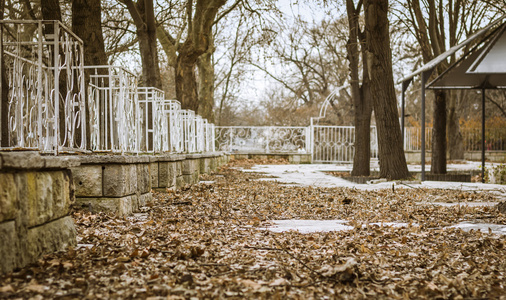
[1,159,505,299]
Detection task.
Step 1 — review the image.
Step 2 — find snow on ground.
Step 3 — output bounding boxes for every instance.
[266,219,506,235]
[242,162,506,196]
[240,161,506,234]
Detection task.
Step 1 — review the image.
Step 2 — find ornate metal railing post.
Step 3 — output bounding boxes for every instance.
[1,20,86,153]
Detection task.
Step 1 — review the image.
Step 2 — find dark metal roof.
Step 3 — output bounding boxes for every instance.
[400,16,506,84]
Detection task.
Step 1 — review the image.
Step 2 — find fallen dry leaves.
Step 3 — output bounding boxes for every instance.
[1,159,506,299]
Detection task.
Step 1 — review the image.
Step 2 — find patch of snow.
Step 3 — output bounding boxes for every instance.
[268,220,353,233]
[416,202,499,207]
[447,222,506,235]
[266,219,506,235]
[243,164,506,195]
[267,220,413,233]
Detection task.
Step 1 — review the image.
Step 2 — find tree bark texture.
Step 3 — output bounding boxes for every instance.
[346,0,372,176]
[72,0,108,67]
[447,91,464,160]
[174,0,226,113]
[41,0,67,145]
[176,42,200,113]
[72,0,108,148]
[365,0,409,180]
[1,1,8,146]
[125,0,162,89]
[197,45,215,122]
[431,89,447,173]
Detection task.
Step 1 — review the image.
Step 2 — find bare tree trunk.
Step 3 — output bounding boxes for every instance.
[72,0,108,149]
[447,91,464,159]
[41,0,67,146]
[176,42,200,112]
[197,43,215,122]
[365,0,409,180]
[1,0,8,147]
[431,89,447,173]
[125,0,161,89]
[72,0,108,66]
[347,0,372,176]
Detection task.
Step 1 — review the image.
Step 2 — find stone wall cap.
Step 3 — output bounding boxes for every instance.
[0,151,44,169]
[148,154,186,162]
[0,151,81,170]
[77,154,150,164]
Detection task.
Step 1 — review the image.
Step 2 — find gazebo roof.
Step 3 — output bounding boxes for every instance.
[427,23,506,89]
[398,15,506,182]
[400,16,506,85]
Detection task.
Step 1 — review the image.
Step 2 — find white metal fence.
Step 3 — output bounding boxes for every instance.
[215,126,311,154]
[0,20,86,153]
[1,20,216,155]
[403,127,506,151]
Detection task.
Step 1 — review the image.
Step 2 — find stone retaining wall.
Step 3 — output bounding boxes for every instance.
[0,151,230,274]
[71,153,229,216]
[0,152,78,274]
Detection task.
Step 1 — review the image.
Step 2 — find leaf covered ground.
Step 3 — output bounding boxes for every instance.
[1,159,506,299]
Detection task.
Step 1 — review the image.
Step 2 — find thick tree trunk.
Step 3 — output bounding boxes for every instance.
[352,96,372,176]
[41,0,67,146]
[1,1,8,147]
[72,0,108,149]
[365,0,409,180]
[197,47,215,122]
[136,1,161,89]
[176,45,200,112]
[72,0,107,66]
[431,90,447,174]
[447,91,464,160]
[347,0,372,176]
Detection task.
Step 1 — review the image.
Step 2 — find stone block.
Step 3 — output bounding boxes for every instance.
[176,161,183,176]
[183,173,199,185]
[149,162,158,188]
[138,193,152,207]
[200,158,210,174]
[137,164,151,194]
[289,155,301,164]
[0,173,17,223]
[43,156,81,169]
[0,221,17,274]
[159,161,177,188]
[209,157,217,171]
[103,164,137,197]
[75,196,135,217]
[182,159,198,175]
[176,176,185,190]
[26,216,76,264]
[23,171,72,228]
[71,165,103,197]
[0,152,44,169]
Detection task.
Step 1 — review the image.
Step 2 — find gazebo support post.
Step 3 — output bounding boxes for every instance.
[481,88,486,183]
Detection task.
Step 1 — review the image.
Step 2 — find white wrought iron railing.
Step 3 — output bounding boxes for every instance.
[205,122,216,152]
[163,100,183,153]
[136,87,165,153]
[404,127,506,152]
[0,20,86,153]
[181,110,196,153]
[215,126,311,153]
[86,65,138,153]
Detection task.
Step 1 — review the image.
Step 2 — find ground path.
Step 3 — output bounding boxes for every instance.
[1,159,505,299]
